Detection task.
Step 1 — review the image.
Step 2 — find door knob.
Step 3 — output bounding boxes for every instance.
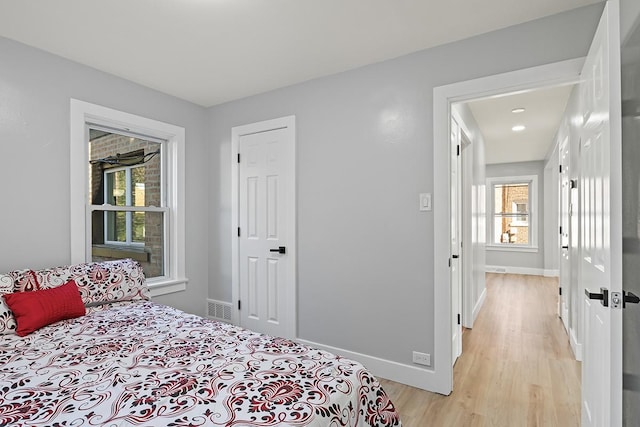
[270,246,286,254]
[624,291,640,308]
[562,245,569,249]
[585,287,609,307]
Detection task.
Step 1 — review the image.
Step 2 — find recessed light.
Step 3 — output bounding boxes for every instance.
[512,107,526,113]
[512,125,526,132]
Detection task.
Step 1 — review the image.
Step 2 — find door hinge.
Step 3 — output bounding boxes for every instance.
[237,227,241,237]
[457,145,460,156]
[559,165,562,173]
[448,258,451,267]
[237,300,241,310]
[559,287,562,296]
[559,226,562,235]
[237,153,241,163]
[457,314,461,325]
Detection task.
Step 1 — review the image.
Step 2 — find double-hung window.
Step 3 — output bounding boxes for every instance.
[487,175,538,250]
[104,164,147,245]
[71,100,186,296]
[88,131,167,279]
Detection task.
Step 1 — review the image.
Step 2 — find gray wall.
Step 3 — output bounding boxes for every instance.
[208,4,604,366]
[486,161,546,270]
[0,37,209,316]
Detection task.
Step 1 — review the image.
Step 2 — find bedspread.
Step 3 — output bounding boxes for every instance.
[0,301,401,427]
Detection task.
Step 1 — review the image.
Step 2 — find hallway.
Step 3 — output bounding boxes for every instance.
[380,273,581,426]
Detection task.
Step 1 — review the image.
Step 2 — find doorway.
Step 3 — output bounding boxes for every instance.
[431,58,584,394]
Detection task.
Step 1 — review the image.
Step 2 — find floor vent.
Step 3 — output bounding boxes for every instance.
[207,299,232,322]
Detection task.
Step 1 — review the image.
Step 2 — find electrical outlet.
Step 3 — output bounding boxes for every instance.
[412,351,431,366]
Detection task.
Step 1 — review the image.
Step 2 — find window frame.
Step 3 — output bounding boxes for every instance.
[102,164,153,247]
[70,99,187,296]
[486,174,538,252]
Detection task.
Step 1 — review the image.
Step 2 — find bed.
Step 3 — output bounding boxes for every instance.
[0,259,402,427]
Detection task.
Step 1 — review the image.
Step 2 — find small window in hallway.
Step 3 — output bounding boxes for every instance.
[487,175,537,248]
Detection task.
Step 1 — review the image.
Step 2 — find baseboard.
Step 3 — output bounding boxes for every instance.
[543,269,560,277]
[296,338,438,392]
[485,265,545,276]
[570,327,583,361]
[473,288,487,323]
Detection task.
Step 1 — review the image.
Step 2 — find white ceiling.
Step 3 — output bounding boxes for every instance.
[466,85,575,164]
[0,0,600,107]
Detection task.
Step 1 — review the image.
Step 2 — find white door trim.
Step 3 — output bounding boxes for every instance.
[432,58,583,394]
[231,116,297,338]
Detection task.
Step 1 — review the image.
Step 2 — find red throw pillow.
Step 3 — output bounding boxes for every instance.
[3,280,86,336]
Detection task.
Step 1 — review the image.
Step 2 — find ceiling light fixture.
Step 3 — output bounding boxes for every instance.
[511,107,526,113]
[512,125,526,132]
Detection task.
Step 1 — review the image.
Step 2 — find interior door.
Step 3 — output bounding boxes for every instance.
[559,137,571,333]
[581,1,623,426]
[450,118,462,364]
[236,117,296,339]
[621,1,640,423]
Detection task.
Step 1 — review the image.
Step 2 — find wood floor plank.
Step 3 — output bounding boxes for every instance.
[379,273,581,427]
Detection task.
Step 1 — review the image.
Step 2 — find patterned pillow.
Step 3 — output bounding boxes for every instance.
[8,269,40,292]
[0,274,17,335]
[34,259,150,306]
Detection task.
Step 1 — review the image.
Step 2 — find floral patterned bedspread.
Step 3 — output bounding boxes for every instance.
[0,301,402,426]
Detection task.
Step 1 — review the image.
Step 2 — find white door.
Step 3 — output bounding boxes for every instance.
[559,137,570,333]
[232,116,296,339]
[580,1,623,426]
[451,118,462,364]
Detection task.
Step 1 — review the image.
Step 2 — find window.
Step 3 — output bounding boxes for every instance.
[71,100,186,296]
[88,131,166,279]
[487,175,538,250]
[103,165,147,245]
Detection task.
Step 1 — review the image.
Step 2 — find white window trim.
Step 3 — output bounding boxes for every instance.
[70,99,187,296]
[486,174,538,251]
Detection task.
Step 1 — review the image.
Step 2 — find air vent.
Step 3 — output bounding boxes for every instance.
[207,299,232,322]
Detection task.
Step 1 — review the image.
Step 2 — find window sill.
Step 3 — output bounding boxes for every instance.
[148,277,188,297]
[92,245,150,263]
[486,245,539,253]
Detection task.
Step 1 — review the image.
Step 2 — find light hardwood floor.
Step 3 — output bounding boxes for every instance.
[379,273,581,427]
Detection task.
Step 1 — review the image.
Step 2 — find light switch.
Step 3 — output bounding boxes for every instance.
[419,193,432,211]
